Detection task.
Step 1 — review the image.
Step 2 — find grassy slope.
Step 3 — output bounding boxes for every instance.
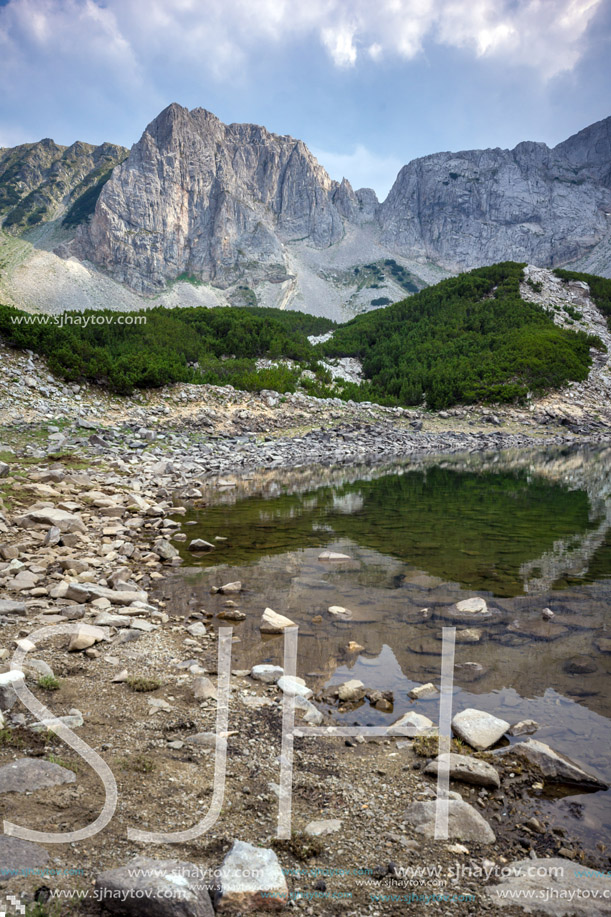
[0,262,603,407]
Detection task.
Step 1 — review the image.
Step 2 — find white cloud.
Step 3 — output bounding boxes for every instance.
[312,144,403,199]
[0,0,602,90]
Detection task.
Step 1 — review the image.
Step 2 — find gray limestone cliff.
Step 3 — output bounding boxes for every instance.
[378,117,611,272]
[74,103,365,293]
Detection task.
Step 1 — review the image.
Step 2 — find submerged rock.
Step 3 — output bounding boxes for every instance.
[510,739,608,790]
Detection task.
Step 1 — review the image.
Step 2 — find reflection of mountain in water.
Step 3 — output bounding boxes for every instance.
[179,446,610,598]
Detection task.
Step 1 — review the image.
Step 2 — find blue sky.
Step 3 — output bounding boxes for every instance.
[0,0,609,199]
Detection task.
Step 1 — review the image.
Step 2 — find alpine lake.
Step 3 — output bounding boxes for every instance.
[162,444,611,852]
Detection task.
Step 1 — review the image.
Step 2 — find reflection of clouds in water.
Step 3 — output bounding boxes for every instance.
[332,491,364,514]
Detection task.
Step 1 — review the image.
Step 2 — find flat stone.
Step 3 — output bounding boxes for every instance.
[0,757,76,794]
[328,605,353,619]
[260,607,295,634]
[409,682,439,700]
[218,581,242,594]
[487,857,611,914]
[424,753,501,789]
[294,696,323,725]
[186,622,207,637]
[0,599,26,616]
[188,539,215,552]
[96,856,214,916]
[0,835,50,871]
[386,711,435,737]
[452,708,509,751]
[318,551,351,561]
[215,840,288,912]
[507,719,540,737]
[510,739,608,790]
[93,612,132,628]
[250,665,284,684]
[404,799,495,843]
[16,508,86,534]
[304,819,342,837]
[454,628,483,643]
[277,675,312,699]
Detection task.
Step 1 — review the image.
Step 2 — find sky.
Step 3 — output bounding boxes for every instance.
[0,0,609,200]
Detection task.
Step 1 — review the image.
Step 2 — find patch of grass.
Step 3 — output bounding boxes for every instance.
[117,753,156,773]
[46,754,78,773]
[127,676,162,693]
[272,832,324,861]
[37,674,61,691]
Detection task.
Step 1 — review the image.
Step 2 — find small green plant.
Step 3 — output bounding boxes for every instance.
[46,754,78,773]
[127,676,162,693]
[37,674,61,691]
[526,278,543,293]
[118,754,156,773]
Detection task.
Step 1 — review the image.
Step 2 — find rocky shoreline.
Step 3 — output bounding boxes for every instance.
[1,345,611,915]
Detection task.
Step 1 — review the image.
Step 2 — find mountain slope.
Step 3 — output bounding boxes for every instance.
[0,109,610,320]
[0,139,127,233]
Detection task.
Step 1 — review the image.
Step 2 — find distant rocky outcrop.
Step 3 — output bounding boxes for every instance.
[1,107,610,318]
[0,139,127,233]
[378,117,611,273]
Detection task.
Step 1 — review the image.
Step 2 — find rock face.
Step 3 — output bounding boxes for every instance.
[0,138,127,233]
[96,856,214,917]
[379,117,611,274]
[487,857,611,915]
[75,103,351,293]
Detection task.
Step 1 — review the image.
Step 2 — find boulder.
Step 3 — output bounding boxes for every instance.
[276,676,312,699]
[409,682,439,700]
[188,539,215,552]
[218,581,242,594]
[0,670,25,710]
[215,840,288,912]
[0,835,50,871]
[0,757,76,794]
[404,799,495,843]
[424,753,501,789]
[15,508,85,534]
[451,708,509,751]
[337,679,365,702]
[68,625,109,652]
[154,538,179,561]
[260,608,295,634]
[96,856,214,916]
[386,711,435,737]
[250,665,284,684]
[510,739,608,790]
[0,599,26,616]
[486,857,611,914]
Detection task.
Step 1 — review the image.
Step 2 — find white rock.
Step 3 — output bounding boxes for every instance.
[215,840,288,912]
[452,708,509,751]
[386,711,435,737]
[277,675,312,699]
[260,607,295,633]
